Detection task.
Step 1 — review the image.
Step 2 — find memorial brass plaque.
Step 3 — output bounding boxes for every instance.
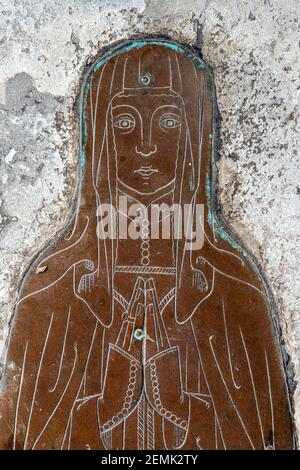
[0,40,294,450]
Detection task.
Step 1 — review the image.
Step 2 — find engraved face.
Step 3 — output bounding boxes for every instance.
[111,91,184,195]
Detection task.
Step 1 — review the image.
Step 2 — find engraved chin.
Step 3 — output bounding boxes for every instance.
[134,166,159,179]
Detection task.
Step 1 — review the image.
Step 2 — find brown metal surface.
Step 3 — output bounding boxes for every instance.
[0,41,294,450]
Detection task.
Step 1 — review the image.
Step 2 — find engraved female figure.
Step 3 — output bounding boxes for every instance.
[0,42,294,450]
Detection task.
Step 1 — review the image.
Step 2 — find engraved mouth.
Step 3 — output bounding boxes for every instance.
[134,166,158,178]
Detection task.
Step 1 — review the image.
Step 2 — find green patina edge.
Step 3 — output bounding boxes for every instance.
[205,171,241,251]
[92,41,206,73]
[205,137,244,253]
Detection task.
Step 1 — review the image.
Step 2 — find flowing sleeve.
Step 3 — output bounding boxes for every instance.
[190,278,294,450]
[0,272,98,450]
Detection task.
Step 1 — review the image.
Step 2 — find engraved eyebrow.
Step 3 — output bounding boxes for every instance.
[153,104,182,114]
[111,104,140,112]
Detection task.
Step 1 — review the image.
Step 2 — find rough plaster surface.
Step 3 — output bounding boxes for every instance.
[0,0,299,442]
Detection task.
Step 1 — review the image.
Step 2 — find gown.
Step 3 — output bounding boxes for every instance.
[0,187,292,450]
[69,189,215,450]
[0,40,295,450]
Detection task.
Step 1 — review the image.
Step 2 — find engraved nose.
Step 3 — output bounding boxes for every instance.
[135,144,157,157]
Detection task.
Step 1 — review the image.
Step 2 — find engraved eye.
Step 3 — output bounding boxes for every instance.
[113,114,135,132]
[159,113,181,130]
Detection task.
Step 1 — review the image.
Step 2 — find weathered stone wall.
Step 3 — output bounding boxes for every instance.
[0,0,299,442]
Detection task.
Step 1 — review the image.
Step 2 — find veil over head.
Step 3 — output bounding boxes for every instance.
[75,42,262,325]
